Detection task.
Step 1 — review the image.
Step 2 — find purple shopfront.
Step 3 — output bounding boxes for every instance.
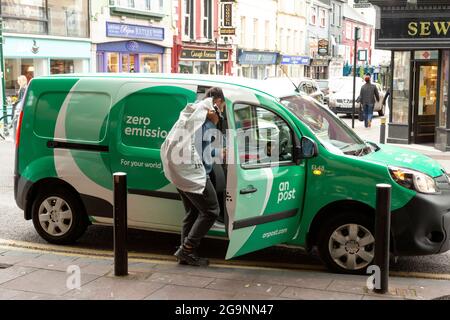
[96,40,164,73]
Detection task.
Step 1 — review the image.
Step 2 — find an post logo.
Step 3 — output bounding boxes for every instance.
[277,181,296,204]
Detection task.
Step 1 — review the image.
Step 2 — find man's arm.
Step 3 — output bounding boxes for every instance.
[374,85,380,102]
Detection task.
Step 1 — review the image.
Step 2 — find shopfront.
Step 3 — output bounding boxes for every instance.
[305,57,330,79]
[281,55,311,78]
[96,22,167,73]
[96,41,163,73]
[3,36,91,98]
[372,0,450,151]
[237,50,279,79]
[177,47,231,75]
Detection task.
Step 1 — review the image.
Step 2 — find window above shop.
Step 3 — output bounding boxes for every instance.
[1,0,89,38]
[109,0,165,20]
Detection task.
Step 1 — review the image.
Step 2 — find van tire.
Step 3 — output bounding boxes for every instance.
[378,105,385,116]
[31,187,88,244]
[317,211,375,274]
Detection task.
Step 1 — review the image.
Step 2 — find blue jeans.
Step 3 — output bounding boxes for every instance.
[363,104,374,127]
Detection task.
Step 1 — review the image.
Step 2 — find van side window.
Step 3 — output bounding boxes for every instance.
[34,92,111,143]
[233,104,294,168]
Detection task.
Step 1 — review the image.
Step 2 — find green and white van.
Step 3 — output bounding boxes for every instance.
[14,73,450,273]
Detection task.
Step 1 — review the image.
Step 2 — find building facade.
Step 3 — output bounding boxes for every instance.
[234,0,278,79]
[319,0,346,78]
[90,0,173,74]
[342,3,373,68]
[370,0,450,151]
[1,0,91,98]
[277,0,309,78]
[305,0,331,79]
[171,0,234,75]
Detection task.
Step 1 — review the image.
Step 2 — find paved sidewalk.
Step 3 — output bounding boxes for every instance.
[1,246,450,300]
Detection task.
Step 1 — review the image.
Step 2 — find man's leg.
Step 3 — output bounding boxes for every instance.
[174,177,219,265]
[367,104,374,127]
[177,189,199,247]
[363,104,369,127]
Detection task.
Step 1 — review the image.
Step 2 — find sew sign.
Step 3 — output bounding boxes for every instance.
[106,22,164,41]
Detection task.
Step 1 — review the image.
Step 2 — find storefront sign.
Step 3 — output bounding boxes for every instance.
[318,39,329,56]
[310,59,330,67]
[181,49,229,61]
[238,51,279,65]
[219,27,236,35]
[353,0,371,8]
[106,22,164,41]
[414,50,439,60]
[223,3,233,27]
[281,55,310,65]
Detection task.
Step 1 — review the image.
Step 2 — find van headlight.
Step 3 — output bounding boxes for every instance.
[388,166,439,194]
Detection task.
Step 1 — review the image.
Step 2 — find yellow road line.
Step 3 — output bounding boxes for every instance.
[1,238,450,280]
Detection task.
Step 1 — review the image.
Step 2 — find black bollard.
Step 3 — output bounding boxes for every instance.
[113,172,128,276]
[373,183,391,294]
[380,117,386,144]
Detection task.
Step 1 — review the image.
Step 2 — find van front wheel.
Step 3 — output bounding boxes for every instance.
[318,212,375,274]
[32,187,88,244]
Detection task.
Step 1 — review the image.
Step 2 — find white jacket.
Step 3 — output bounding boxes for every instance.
[160,98,214,194]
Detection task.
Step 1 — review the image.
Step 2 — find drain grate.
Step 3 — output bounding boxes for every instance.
[0,263,13,269]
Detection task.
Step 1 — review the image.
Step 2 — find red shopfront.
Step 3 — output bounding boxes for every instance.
[172,41,233,75]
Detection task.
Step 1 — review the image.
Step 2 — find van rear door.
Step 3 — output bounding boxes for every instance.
[225,102,306,259]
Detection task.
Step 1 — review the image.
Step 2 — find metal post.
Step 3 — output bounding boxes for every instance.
[380,117,386,144]
[374,183,391,294]
[215,37,219,75]
[0,5,8,134]
[113,172,128,276]
[351,27,360,129]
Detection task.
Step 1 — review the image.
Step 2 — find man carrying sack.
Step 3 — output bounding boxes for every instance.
[161,87,226,266]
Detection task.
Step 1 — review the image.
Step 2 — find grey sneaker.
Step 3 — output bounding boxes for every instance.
[174,246,209,267]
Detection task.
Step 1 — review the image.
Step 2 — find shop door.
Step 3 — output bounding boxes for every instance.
[413,62,438,144]
[121,54,137,73]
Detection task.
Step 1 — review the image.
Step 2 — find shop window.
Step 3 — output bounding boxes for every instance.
[439,51,449,127]
[107,53,120,73]
[4,59,34,98]
[50,60,75,74]
[392,51,410,124]
[140,54,161,73]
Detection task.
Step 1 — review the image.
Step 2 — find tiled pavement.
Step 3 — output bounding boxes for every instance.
[1,247,450,300]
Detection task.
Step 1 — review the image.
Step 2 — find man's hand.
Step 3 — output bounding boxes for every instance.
[207,110,219,125]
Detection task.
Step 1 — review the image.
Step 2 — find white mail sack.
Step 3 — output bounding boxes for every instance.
[160,97,214,194]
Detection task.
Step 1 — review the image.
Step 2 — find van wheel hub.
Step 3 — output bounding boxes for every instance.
[38,197,73,236]
[328,223,375,271]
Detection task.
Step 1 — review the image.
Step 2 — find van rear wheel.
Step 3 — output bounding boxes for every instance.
[32,187,88,244]
[317,212,375,274]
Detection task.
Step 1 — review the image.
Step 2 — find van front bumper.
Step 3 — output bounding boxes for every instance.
[391,190,450,256]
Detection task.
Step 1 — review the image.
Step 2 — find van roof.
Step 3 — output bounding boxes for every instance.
[36,73,300,100]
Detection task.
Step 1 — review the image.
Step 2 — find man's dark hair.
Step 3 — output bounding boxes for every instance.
[204,87,225,101]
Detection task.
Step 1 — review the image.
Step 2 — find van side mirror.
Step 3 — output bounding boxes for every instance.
[294,137,319,163]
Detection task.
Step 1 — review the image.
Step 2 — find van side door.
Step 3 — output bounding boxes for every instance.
[109,83,197,226]
[225,102,306,259]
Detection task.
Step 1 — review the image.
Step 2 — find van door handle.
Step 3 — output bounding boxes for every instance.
[240,186,258,194]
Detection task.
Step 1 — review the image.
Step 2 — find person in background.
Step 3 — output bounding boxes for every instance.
[12,75,28,139]
[357,74,380,128]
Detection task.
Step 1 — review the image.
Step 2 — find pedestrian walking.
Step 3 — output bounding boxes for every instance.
[161,87,226,266]
[357,74,380,128]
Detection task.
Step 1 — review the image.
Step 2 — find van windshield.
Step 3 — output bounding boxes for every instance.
[280,95,371,156]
